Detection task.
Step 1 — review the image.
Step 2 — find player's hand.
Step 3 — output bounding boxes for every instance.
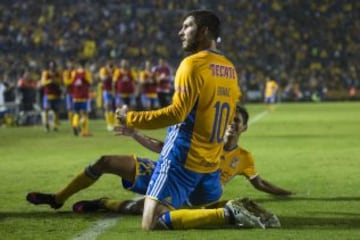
[115,105,128,125]
[114,125,135,137]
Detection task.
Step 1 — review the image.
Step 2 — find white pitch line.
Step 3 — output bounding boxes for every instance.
[71,109,271,240]
[72,216,120,240]
[248,109,269,125]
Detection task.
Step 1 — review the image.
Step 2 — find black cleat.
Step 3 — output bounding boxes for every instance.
[72,198,107,213]
[26,192,63,210]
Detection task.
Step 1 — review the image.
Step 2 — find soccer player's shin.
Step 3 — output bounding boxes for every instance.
[81,115,89,135]
[55,169,97,204]
[105,112,115,127]
[102,199,123,212]
[67,111,73,126]
[72,113,79,128]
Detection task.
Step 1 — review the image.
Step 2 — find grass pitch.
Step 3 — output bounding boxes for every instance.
[1,102,360,240]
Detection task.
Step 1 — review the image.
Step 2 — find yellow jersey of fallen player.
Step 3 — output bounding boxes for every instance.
[126,50,241,173]
[220,145,258,185]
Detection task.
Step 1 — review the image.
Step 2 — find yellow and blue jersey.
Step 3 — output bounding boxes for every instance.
[126,50,241,173]
[265,80,278,98]
[220,146,257,185]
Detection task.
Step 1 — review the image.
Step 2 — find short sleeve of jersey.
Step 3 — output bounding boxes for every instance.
[40,71,48,85]
[70,70,76,82]
[85,71,92,84]
[238,148,257,179]
[139,71,146,83]
[113,68,120,82]
[63,70,72,85]
[99,67,107,79]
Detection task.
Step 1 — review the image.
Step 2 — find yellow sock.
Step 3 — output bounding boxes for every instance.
[81,115,89,134]
[102,199,142,214]
[55,171,96,204]
[108,112,115,126]
[105,112,114,126]
[102,199,123,212]
[42,111,48,126]
[104,112,110,125]
[168,208,226,229]
[54,113,60,128]
[68,112,73,126]
[72,113,79,128]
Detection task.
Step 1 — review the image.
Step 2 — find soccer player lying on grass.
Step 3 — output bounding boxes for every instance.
[26,105,291,228]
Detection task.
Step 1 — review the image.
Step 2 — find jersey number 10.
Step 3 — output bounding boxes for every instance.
[209,101,230,143]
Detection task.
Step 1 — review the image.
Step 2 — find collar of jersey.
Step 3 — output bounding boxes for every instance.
[205,49,223,55]
[223,144,238,152]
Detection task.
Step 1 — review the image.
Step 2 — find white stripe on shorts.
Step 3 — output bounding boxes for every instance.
[150,157,171,198]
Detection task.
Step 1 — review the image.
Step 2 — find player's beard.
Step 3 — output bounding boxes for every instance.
[183,32,201,53]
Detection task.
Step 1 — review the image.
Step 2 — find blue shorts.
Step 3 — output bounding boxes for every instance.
[122,157,157,195]
[86,99,92,113]
[115,93,123,107]
[73,101,88,112]
[115,93,136,107]
[65,93,73,111]
[102,91,114,107]
[265,95,276,103]
[146,157,222,209]
[141,94,158,107]
[43,96,60,112]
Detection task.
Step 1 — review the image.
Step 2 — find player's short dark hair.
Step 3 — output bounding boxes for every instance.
[236,104,249,125]
[184,10,221,40]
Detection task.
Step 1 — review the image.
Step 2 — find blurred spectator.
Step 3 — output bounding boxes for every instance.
[16,69,40,125]
[139,60,158,110]
[153,58,171,107]
[113,59,136,108]
[0,78,7,126]
[40,61,62,131]
[0,0,358,103]
[17,69,37,112]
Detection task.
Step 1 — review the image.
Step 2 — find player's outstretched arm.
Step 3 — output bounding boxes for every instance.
[249,176,293,196]
[114,125,164,153]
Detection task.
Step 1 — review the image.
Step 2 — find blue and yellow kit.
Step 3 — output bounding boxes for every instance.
[125,50,241,173]
[220,145,257,185]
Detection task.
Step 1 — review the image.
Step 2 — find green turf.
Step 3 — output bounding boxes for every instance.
[1,102,360,240]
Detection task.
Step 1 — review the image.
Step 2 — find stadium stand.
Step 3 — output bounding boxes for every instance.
[0,0,358,118]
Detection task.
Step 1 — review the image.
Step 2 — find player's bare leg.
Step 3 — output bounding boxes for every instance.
[26,155,136,209]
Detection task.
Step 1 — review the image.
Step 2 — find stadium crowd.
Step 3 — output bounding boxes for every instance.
[0,0,359,110]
